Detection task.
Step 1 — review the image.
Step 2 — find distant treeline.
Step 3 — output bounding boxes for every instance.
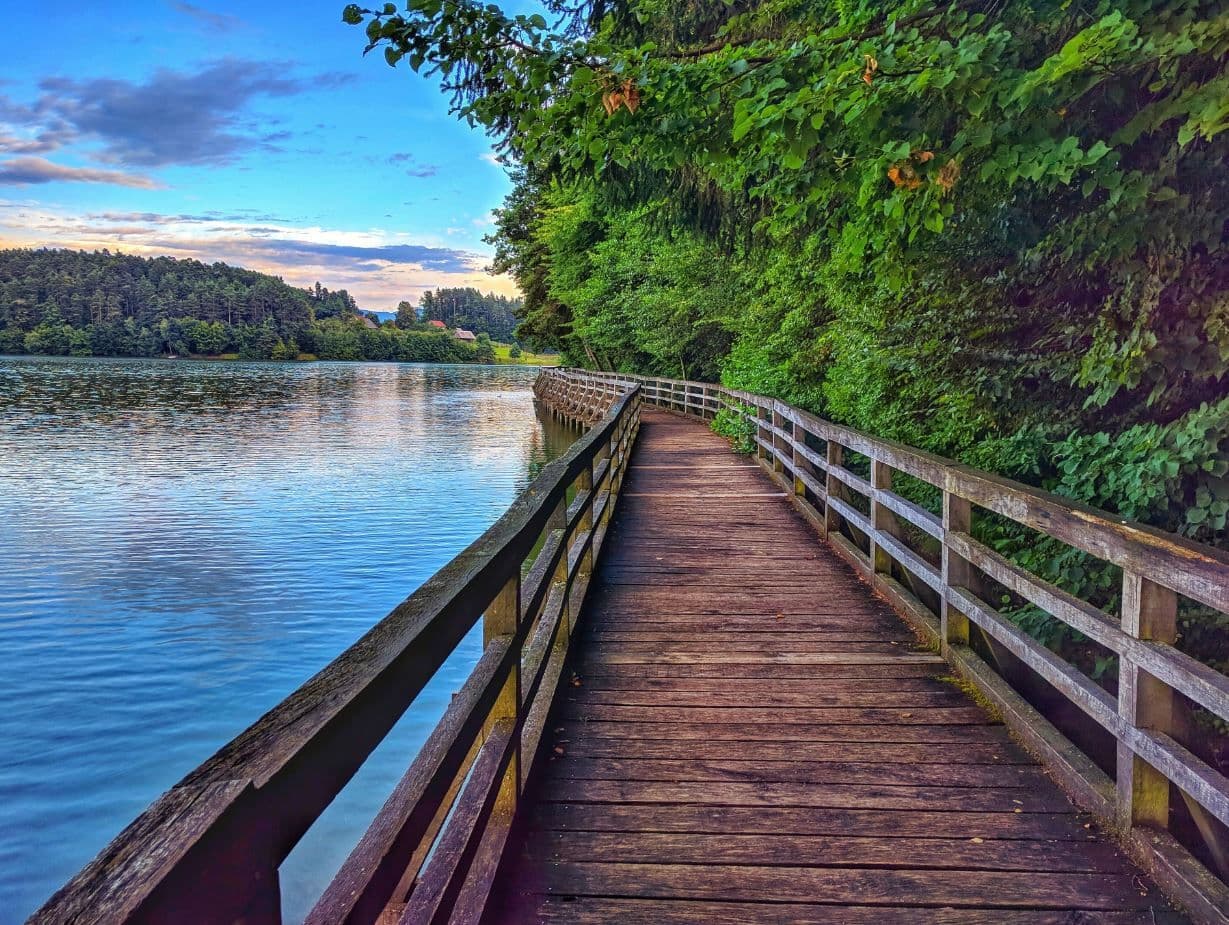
[0,249,485,363]
[399,287,521,341]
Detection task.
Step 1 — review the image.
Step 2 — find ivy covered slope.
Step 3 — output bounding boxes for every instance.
[349,3,1228,595]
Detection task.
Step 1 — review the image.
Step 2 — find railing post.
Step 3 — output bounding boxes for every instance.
[577,462,594,588]
[791,420,807,499]
[771,406,786,476]
[870,458,898,579]
[824,441,843,535]
[483,573,521,816]
[1116,572,1177,831]
[757,403,771,466]
[549,496,570,633]
[941,486,972,650]
[597,430,613,529]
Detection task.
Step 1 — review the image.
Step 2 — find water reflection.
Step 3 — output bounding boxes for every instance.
[0,356,578,923]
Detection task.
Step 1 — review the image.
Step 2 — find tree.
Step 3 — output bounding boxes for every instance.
[396,300,417,328]
[414,287,523,340]
[474,332,497,364]
[348,0,1229,647]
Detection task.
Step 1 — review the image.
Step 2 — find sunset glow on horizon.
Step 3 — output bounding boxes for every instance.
[0,1,521,308]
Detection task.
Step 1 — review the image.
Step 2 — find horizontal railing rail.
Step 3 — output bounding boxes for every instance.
[546,367,1229,923]
[31,378,638,925]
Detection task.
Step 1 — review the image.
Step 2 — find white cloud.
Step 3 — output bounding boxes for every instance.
[0,156,164,188]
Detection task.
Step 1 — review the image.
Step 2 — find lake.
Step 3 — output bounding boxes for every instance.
[0,356,578,923]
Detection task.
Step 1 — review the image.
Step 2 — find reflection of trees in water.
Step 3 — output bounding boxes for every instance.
[0,355,572,503]
[525,403,583,482]
[0,358,552,440]
[0,356,319,426]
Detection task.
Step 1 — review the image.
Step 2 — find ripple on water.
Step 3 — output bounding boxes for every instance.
[0,356,578,924]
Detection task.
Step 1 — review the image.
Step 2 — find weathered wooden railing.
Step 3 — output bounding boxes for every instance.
[532,369,627,423]
[31,378,637,925]
[545,367,1229,923]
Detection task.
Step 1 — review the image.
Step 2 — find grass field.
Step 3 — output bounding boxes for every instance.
[493,343,561,366]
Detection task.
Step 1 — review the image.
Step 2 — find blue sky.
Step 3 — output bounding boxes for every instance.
[0,1,519,309]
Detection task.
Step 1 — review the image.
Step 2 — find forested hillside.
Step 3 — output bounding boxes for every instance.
[407,287,522,340]
[352,0,1227,654]
[0,249,475,363]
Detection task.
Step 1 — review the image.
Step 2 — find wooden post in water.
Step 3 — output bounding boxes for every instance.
[1116,572,1177,831]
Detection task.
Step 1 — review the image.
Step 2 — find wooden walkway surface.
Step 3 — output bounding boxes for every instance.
[491,410,1182,924]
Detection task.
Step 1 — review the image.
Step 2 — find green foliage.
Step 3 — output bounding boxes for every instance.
[0,249,486,365]
[417,287,523,340]
[527,188,741,378]
[352,0,1229,658]
[474,332,497,363]
[712,405,757,455]
[1052,398,1229,543]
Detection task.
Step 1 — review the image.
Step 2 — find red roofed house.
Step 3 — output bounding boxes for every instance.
[428,319,447,329]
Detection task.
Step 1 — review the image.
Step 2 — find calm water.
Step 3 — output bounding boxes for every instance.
[0,356,577,923]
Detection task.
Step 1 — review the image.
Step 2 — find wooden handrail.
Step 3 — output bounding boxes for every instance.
[30,378,638,925]
[545,367,1229,922]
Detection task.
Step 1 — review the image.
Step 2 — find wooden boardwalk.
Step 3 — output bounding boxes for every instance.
[492,410,1182,924]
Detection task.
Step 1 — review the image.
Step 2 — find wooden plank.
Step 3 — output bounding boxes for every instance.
[546,720,1012,744]
[826,460,875,498]
[565,661,950,679]
[557,703,991,725]
[579,620,912,635]
[521,830,1126,872]
[518,861,1158,910]
[876,488,943,539]
[575,640,924,655]
[1118,572,1178,831]
[571,668,943,686]
[572,652,945,666]
[875,531,943,592]
[559,689,966,708]
[538,778,1071,812]
[517,897,1180,925]
[550,735,1028,762]
[541,756,1048,788]
[589,618,887,634]
[526,803,1093,839]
